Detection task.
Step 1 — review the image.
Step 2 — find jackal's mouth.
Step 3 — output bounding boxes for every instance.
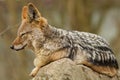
[10,44,27,51]
[15,44,27,51]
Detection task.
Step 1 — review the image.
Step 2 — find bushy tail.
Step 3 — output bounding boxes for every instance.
[82,60,118,77]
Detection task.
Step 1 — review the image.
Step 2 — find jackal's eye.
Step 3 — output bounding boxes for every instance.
[20,31,32,37]
[21,33,26,36]
[20,32,26,37]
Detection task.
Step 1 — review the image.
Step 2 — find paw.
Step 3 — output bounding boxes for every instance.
[29,71,37,77]
[29,67,39,77]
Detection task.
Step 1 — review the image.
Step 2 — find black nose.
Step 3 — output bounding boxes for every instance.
[10,45,14,49]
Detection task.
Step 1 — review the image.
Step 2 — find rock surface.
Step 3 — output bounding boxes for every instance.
[32,58,120,80]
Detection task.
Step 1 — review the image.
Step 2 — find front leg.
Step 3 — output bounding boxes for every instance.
[30,56,49,77]
[29,66,39,77]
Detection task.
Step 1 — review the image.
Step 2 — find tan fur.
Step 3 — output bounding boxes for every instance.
[11,3,118,77]
[82,60,117,77]
[31,49,68,76]
[50,49,68,61]
[28,3,41,17]
[12,37,22,45]
[22,6,28,20]
[39,17,48,28]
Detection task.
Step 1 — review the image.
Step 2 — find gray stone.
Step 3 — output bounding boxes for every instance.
[32,58,120,80]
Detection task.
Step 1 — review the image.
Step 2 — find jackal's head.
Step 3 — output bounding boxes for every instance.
[10,3,48,51]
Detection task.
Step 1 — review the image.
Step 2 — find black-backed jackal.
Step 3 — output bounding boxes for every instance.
[10,3,119,77]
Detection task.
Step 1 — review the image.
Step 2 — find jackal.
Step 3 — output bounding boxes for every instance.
[10,3,119,77]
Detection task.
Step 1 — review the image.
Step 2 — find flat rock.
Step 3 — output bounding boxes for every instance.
[32,58,120,80]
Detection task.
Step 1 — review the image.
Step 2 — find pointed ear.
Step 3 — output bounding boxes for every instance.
[27,3,41,22]
[22,6,28,20]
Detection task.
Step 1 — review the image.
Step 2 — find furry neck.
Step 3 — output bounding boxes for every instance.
[43,25,67,38]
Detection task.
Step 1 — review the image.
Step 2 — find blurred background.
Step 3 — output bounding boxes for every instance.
[0,0,120,80]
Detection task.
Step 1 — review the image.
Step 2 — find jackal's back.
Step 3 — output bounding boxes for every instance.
[46,26,118,76]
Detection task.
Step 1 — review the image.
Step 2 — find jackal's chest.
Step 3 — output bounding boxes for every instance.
[34,40,66,57]
[34,48,51,56]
